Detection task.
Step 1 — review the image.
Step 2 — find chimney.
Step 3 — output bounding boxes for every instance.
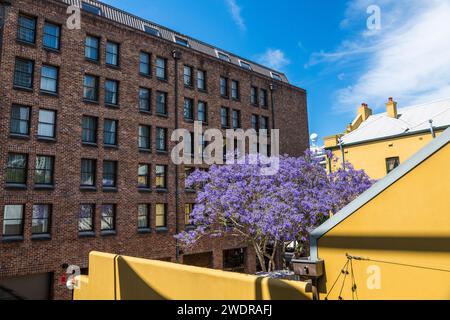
[386,97,398,118]
[358,103,372,121]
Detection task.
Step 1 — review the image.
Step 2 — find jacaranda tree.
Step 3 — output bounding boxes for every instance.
[176,152,374,272]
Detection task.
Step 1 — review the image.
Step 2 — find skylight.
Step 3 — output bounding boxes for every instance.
[175,36,189,47]
[239,60,252,71]
[217,51,231,62]
[144,25,160,37]
[81,2,102,16]
[271,72,282,81]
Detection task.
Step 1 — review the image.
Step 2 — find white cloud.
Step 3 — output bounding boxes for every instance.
[257,49,290,70]
[309,0,450,113]
[225,0,246,31]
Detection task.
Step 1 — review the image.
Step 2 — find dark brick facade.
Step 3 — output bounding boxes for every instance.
[0,0,309,300]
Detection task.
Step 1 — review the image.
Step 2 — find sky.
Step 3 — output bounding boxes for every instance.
[102,0,450,144]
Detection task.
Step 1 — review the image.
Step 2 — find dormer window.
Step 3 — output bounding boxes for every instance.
[271,72,282,81]
[82,2,102,15]
[144,25,160,37]
[217,51,231,62]
[239,60,252,71]
[175,36,189,47]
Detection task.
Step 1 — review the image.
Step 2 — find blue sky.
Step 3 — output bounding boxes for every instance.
[102,0,450,144]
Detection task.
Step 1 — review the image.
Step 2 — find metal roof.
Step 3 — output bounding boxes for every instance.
[58,0,289,83]
[340,97,450,146]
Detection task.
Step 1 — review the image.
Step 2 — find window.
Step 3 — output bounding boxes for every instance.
[139,52,151,76]
[155,165,167,189]
[105,79,119,105]
[43,22,61,50]
[6,153,27,185]
[184,98,194,121]
[221,107,230,128]
[17,15,36,43]
[155,203,167,228]
[35,156,54,186]
[102,161,117,188]
[239,60,252,71]
[83,74,99,101]
[183,65,193,87]
[232,110,241,129]
[260,116,269,130]
[10,105,30,136]
[185,204,194,226]
[38,109,56,139]
[40,65,58,93]
[139,88,151,112]
[85,36,99,61]
[386,157,400,174]
[144,25,160,37]
[81,159,96,187]
[82,116,97,144]
[82,1,102,15]
[79,204,95,232]
[156,127,167,152]
[138,204,150,230]
[217,51,231,62]
[260,89,268,107]
[197,101,207,123]
[2,205,24,237]
[101,204,115,231]
[14,58,34,89]
[175,36,189,47]
[271,72,282,81]
[184,167,194,190]
[231,80,239,100]
[156,57,167,80]
[220,77,228,97]
[104,119,118,146]
[138,164,150,189]
[32,204,51,235]
[139,125,151,150]
[156,91,167,115]
[106,41,119,66]
[251,86,258,105]
[197,70,206,90]
[251,114,259,131]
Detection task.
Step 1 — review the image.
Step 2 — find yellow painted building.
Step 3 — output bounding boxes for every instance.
[311,127,450,300]
[325,98,450,179]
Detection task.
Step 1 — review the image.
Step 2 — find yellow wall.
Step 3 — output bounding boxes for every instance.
[74,252,312,300]
[317,141,450,300]
[328,131,443,180]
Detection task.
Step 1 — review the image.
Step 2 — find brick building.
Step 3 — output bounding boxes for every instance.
[0,0,309,299]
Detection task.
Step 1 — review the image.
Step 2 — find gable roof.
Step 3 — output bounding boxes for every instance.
[58,0,290,83]
[340,97,450,146]
[310,126,450,260]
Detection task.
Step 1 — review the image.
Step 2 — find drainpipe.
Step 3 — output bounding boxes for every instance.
[172,49,182,262]
[338,138,346,170]
[429,119,436,139]
[269,83,276,130]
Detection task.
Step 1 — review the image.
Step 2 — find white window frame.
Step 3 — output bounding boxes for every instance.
[173,35,190,47]
[239,60,252,70]
[215,50,231,62]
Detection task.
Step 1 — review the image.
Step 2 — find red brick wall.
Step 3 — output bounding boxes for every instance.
[0,0,308,299]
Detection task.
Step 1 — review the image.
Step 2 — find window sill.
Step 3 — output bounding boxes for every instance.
[139,73,152,79]
[198,89,208,94]
[138,228,151,234]
[37,136,57,143]
[104,144,119,150]
[9,134,30,140]
[85,58,100,65]
[185,189,196,194]
[184,119,194,123]
[157,77,168,83]
[221,95,229,100]
[31,234,51,241]
[155,227,168,234]
[139,148,152,153]
[138,188,152,193]
[83,99,100,105]
[156,113,169,118]
[5,184,27,190]
[139,110,152,115]
[16,38,36,47]
[79,231,96,238]
[103,187,118,193]
[251,103,259,108]
[34,185,55,191]
[105,103,120,109]
[2,236,24,243]
[185,225,195,231]
[106,64,120,70]
[82,142,98,148]
[101,230,117,237]
[232,98,241,102]
[156,150,168,155]
[13,86,33,93]
[43,47,61,54]
[40,90,58,97]
[80,186,97,192]
[184,85,194,90]
[156,188,168,193]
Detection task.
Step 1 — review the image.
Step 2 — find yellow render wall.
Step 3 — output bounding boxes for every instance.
[329,131,442,180]
[318,142,450,300]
